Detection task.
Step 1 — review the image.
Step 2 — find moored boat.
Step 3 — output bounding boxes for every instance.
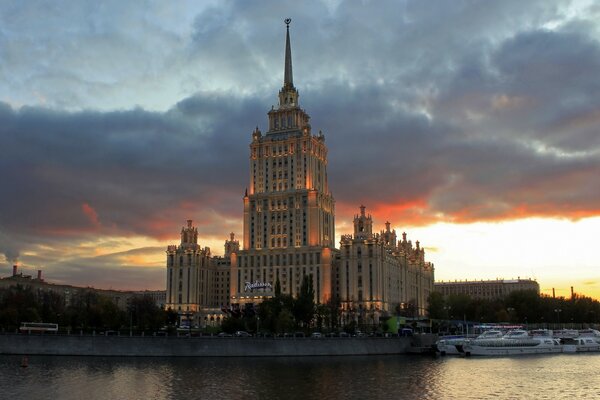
[562,336,600,353]
[463,329,562,356]
[435,336,466,356]
[578,329,600,338]
[553,329,578,339]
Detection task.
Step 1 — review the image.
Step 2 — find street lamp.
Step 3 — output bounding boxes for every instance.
[507,307,515,323]
[554,308,562,327]
[443,306,452,335]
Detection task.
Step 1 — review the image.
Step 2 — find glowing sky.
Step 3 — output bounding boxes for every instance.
[1,0,599,298]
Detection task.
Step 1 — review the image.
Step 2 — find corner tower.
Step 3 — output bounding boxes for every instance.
[233,19,336,306]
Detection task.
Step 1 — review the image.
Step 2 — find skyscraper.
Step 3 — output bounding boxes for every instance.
[231,19,336,305]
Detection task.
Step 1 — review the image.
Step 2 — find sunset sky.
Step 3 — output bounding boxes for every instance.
[1,1,599,299]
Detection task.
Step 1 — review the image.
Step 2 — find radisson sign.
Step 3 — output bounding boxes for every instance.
[244,281,273,292]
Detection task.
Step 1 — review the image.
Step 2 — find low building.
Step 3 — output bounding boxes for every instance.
[434,278,539,300]
[1,265,164,311]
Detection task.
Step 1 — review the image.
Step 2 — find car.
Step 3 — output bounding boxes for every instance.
[310,332,322,338]
[235,331,252,337]
[217,332,232,337]
[294,332,305,338]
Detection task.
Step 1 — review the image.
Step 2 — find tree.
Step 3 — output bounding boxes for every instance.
[427,292,445,319]
[276,309,295,334]
[221,316,245,333]
[293,275,315,328]
[274,278,281,298]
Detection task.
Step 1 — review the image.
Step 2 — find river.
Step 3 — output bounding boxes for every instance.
[2,354,599,399]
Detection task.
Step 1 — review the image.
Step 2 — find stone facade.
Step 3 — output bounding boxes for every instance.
[165,220,231,326]
[231,21,335,307]
[434,278,539,300]
[336,206,434,317]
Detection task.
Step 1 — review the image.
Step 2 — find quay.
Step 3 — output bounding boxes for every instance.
[0,333,437,357]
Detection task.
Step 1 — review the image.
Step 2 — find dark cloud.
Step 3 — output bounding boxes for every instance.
[1,0,599,288]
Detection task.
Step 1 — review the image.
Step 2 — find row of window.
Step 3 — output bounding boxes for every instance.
[239,252,321,268]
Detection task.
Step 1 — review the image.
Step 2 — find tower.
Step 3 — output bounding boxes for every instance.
[165,220,212,322]
[233,19,336,306]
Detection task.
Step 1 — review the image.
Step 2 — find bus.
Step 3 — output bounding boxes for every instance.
[19,322,59,333]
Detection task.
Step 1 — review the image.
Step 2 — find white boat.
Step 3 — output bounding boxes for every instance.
[436,336,466,355]
[562,336,600,353]
[463,329,562,356]
[579,329,600,338]
[475,330,504,339]
[530,329,554,337]
[553,329,578,339]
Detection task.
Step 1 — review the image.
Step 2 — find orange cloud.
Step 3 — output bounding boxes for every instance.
[82,203,100,226]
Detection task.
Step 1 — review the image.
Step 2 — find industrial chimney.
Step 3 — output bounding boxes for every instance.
[37,270,43,281]
[12,265,17,276]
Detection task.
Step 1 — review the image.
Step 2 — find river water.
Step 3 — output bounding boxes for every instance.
[1,354,599,399]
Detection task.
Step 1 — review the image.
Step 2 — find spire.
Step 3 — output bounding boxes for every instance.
[284,18,293,89]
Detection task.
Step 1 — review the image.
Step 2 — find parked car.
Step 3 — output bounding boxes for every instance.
[235,331,252,337]
[310,332,322,338]
[339,332,350,338]
[217,332,232,337]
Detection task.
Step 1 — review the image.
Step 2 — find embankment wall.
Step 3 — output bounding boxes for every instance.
[0,334,421,357]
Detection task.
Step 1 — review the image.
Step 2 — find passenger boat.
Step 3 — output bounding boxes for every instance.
[553,329,578,339]
[475,330,504,339]
[462,329,562,356]
[579,329,600,338]
[562,336,600,353]
[435,336,466,356]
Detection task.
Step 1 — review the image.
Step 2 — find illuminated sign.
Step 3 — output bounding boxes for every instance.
[244,281,273,292]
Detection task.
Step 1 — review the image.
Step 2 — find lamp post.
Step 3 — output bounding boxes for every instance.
[443,306,451,334]
[506,307,515,324]
[554,308,562,327]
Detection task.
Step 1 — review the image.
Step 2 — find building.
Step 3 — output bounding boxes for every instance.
[338,206,434,320]
[165,220,231,326]
[0,264,162,310]
[165,20,434,326]
[231,19,335,308]
[434,278,540,300]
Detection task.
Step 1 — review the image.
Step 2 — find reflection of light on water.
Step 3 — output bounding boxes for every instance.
[2,355,600,399]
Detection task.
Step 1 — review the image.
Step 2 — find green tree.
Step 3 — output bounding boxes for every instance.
[293,275,315,328]
[426,292,445,319]
[276,309,295,334]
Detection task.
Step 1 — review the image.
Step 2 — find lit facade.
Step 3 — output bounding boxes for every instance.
[337,206,434,317]
[165,220,231,326]
[231,20,335,307]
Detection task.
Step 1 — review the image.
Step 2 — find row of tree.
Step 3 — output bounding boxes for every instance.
[221,276,346,334]
[0,285,176,332]
[427,289,600,326]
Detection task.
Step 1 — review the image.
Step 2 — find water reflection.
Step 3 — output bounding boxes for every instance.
[2,354,599,399]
